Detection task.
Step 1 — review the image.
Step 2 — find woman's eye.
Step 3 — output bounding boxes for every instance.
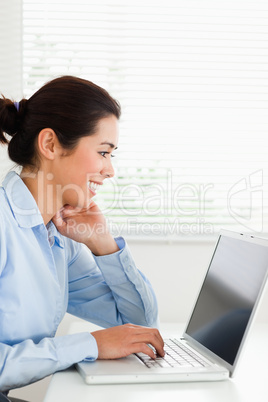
[100,152,115,158]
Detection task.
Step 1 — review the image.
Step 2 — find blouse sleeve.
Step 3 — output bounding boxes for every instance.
[0,332,97,392]
[67,237,159,329]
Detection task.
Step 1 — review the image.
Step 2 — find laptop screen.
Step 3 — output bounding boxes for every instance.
[185,233,268,366]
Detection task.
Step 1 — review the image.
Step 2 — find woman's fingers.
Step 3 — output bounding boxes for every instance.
[52,209,66,229]
[135,332,165,357]
[127,342,157,360]
[59,202,99,219]
[124,324,165,356]
[91,324,165,360]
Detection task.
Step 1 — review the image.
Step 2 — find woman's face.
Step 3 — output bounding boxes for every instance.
[53,114,119,209]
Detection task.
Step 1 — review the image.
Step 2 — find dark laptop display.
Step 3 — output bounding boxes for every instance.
[185,234,268,365]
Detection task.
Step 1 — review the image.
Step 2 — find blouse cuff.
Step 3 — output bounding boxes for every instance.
[54,332,98,365]
[92,237,138,286]
[114,236,125,250]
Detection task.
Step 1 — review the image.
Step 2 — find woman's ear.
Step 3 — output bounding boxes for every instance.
[37,128,58,160]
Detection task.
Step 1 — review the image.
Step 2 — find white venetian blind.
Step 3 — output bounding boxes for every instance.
[0,0,23,182]
[22,0,268,239]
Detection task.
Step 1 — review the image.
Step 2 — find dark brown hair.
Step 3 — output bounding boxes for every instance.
[0,76,121,167]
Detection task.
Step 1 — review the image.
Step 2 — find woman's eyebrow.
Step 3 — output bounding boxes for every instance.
[100,142,118,150]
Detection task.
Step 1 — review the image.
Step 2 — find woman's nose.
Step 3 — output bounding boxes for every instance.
[102,158,115,178]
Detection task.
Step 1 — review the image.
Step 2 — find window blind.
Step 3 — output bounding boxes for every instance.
[0,0,23,183]
[22,0,268,239]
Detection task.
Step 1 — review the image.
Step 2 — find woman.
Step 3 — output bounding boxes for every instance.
[0,76,164,393]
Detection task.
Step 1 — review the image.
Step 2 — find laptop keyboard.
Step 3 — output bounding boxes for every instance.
[136,338,210,369]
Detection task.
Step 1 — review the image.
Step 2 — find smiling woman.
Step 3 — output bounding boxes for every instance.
[0,76,163,395]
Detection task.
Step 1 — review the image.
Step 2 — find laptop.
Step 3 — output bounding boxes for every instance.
[76,230,268,384]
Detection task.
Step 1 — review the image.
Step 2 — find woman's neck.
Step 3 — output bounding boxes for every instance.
[20,168,62,226]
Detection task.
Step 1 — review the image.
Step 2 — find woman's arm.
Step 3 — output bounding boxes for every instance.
[54,203,164,360]
[0,333,97,392]
[54,203,160,328]
[67,237,159,329]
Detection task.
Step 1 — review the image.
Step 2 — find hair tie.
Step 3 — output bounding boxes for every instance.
[14,101,20,111]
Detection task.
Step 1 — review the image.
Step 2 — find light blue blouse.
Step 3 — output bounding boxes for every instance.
[0,172,159,392]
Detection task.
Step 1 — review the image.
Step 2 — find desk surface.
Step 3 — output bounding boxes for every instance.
[44,322,268,402]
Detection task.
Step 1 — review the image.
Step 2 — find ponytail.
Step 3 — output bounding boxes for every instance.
[0,97,22,144]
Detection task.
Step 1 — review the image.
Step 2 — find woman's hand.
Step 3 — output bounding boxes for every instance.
[52,201,119,256]
[91,324,165,360]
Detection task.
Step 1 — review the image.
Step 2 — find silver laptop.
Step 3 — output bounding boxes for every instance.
[76,230,268,384]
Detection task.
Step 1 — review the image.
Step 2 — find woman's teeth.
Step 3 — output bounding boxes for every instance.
[88,181,99,193]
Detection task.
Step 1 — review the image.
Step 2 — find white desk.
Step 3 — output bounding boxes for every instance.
[44,322,268,402]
